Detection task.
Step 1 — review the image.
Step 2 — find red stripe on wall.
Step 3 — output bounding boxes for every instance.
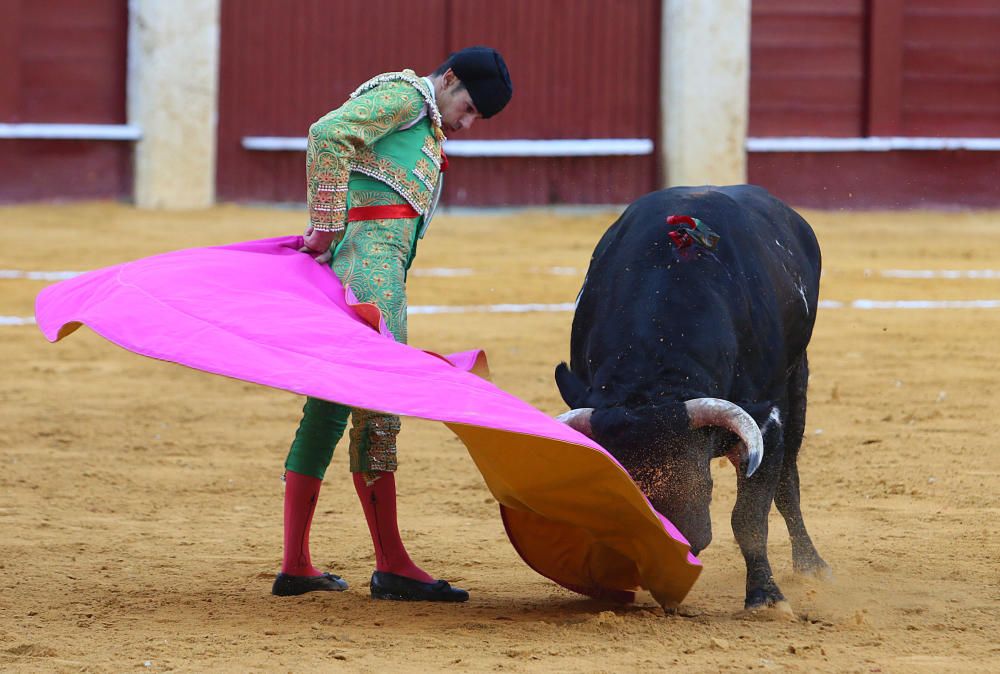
[216,0,448,203]
[216,0,660,206]
[900,0,1000,136]
[441,0,659,204]
[0,0,22,121]
[866,0,904,135]
[0,0,130,202]
[0,140,132,202]
[17,0,128,123]
[750,0,867,137]
[749,151,1000,209]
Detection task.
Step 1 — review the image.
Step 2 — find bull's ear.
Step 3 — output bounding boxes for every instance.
[555,362,590,408]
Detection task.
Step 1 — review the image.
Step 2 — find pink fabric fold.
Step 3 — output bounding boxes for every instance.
[34,236,701,608]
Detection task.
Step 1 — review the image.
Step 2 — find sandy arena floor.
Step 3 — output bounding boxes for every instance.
[1,201,998,672]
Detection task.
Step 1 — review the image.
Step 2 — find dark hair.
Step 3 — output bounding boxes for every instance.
[430,62,466,91]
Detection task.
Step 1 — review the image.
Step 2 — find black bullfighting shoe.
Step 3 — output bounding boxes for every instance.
[271,572,349,596]
[369,571,469,602]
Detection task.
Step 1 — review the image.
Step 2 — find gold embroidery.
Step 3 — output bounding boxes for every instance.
[350,69,442,132]
[306,81,425,231]
[348,410,400,473]
[349,189,405,208]
[412,157,437,193]
[307,72,449,230]
[349,148,432,213]
[421,136,442,169]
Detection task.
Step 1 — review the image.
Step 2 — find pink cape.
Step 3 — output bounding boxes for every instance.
[34,236,701,608]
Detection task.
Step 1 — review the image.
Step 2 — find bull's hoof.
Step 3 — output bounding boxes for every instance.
[794,559,833,580]
[741,599,797,621]
[742,583,796,620]
[744,585,788,611]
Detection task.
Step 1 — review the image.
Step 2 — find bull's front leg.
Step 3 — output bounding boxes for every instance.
[732,459,790,613]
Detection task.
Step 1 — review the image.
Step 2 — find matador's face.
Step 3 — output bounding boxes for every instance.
[437,70,482,135]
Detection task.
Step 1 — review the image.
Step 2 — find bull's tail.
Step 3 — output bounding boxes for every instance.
[555,362,590,408]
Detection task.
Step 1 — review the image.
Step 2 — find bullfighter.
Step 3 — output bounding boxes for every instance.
[273,47,513,602]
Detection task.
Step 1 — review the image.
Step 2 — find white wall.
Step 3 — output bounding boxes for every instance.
[128,0,221,209]
[660,0,750,187]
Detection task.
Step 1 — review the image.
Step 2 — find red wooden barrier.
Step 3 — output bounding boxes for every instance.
[900,0,1000,136]
[216,0,660,206]
[215,0,448,203]
[748,0,1000,208]
[440,0,659,206]
[749,0,868,137]
[0,1,996,208]
[0,0,130,202]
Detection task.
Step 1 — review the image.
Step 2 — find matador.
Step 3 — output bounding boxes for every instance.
[273,47,513,602]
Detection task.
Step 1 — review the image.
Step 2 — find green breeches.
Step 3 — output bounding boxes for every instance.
[285,399,401,479]
[285,186,419,481]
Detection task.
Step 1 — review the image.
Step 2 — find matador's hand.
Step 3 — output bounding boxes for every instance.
[299,226,336,264]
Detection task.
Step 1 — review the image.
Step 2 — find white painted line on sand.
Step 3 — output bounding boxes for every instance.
[876,269,1000,279]
[851,299,1000,310]
[531,266,583,276]
[0,270,83,280]
[7,298,1000,329]
[821,299,1000,309]
[8,267,1000,283]
[409,267,475,277]
[407,302,578,315]
[4,267,584,281]
[4,304,577,327]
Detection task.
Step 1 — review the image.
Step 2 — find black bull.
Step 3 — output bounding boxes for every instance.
[555,185,829,610]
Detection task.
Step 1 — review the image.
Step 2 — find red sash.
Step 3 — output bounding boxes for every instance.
[347,204,419,222]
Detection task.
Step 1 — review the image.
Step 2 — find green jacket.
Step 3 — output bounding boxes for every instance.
[306,70,445,237]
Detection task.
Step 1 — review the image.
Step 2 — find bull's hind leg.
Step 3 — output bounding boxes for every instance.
[732,430,786,610]
[773,354,830,576]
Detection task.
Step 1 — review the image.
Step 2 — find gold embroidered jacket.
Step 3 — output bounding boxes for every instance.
[306,70,446,234]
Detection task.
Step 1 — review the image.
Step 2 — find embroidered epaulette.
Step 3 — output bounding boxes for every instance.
[350,70,442,131]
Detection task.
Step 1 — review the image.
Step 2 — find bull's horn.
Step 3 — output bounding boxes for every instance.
[556,408,594,438]
[684,398,764,477]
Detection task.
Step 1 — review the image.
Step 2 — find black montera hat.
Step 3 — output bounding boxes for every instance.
[448,46,512,119]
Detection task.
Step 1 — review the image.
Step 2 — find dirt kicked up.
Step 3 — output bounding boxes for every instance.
[0,202,998,672]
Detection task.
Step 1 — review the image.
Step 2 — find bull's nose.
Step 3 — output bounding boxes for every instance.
[687,531,711,557]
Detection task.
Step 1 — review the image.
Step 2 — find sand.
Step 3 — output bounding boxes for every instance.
[0,201,998,672]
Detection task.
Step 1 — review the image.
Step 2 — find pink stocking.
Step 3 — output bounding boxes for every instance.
[353,472,434,583]
[281,470,323,577]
